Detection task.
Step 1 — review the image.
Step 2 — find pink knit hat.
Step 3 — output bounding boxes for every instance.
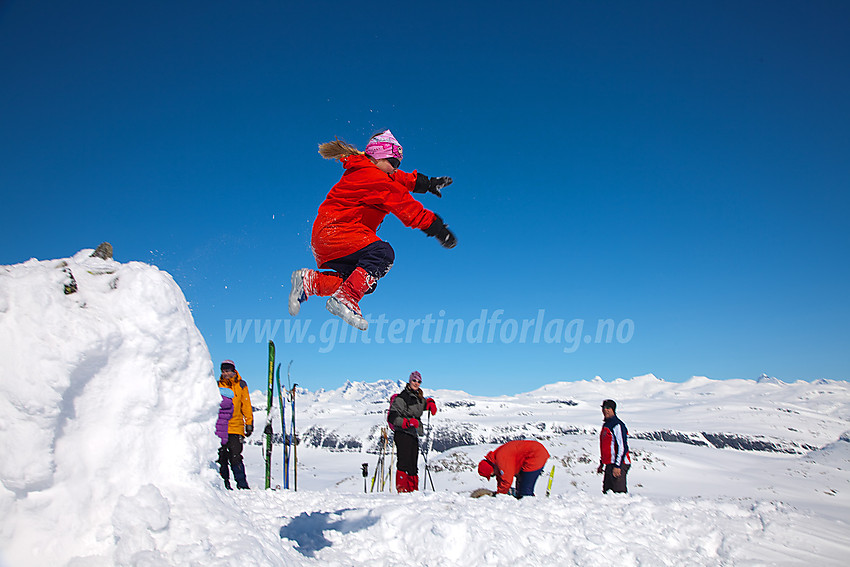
[364,130,403,160]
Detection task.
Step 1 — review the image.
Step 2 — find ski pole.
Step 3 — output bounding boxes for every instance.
[378,428,387,491]
[285,362,295,489]
[291,383,298,491]
[422,412,435,491]
[278,362,289,489]
[361,463,369,493]
[545,465,555,497]
[381,427,393,492]
[388,437,394,492]
[275,363,286,489]
[370,429,384,492]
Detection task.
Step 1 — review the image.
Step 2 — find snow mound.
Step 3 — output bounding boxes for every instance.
[0,250,218,566]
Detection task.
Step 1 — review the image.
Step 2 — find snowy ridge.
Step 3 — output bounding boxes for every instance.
[256,373,850,456]
[2,252,849,566]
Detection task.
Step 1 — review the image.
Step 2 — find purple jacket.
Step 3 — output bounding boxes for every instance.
[216,388,235,444]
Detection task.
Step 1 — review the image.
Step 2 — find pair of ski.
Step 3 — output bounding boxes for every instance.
[369,428,392,492]
[363,414,435,492]
[264,341,297,490]
[369,413,436,492]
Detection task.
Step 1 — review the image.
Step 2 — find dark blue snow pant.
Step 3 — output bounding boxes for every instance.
[218,434,249,489]
[515,467,544,498]
[322,241,395,288]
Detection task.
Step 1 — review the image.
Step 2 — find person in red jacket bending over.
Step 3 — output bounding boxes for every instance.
[288,130,457,330]
[476,440,550,498]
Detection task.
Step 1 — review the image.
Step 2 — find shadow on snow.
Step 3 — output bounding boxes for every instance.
[280,508,381,557]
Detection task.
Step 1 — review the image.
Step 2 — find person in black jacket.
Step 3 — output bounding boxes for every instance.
[387,371,437,492]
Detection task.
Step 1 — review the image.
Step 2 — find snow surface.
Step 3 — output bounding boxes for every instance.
[1,252,849,566]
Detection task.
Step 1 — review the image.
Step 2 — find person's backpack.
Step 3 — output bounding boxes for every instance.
[386,393,399,431]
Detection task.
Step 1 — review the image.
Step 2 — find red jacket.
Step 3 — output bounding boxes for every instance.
[484,440,550,494]
[311,155,436,268]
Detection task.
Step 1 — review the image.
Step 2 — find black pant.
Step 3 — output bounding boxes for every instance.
[323,241,395,282]
[394,432,419,476]
[218,434,249,489]
[602,464,629,494]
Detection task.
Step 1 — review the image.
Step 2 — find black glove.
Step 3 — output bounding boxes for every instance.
[414,173,453,198]
[423,214,457,249]
[245,424,254,437]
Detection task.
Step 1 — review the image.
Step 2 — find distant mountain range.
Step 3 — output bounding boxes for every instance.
[250,374,850,456]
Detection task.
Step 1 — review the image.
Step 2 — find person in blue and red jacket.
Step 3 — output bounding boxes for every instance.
[477,440,550,498]
[288,130,457,331]
[597,399,631,493]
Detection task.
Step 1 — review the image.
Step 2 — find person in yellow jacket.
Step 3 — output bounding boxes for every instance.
[216,360,253,489]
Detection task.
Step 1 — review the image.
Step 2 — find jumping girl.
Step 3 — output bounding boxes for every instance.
[288,129,457,330]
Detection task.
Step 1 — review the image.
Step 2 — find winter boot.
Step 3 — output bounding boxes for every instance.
[396,470,411,493]
[289,268,343,315]
[326,267,376,330]
[232,461,250,490]
[217,448,232,489]
[408,474,420,492]
[220,466,232,490]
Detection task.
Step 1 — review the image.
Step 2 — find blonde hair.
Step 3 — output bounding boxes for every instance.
[318,138,364,160]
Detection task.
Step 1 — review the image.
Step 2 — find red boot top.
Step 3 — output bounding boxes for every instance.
[289,269,343,316]
[326,267,376,330]
[396,470,411,493]
[408,474,419,492]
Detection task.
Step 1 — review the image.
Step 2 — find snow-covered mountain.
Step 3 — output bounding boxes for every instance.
[2,251,849,566]
[254,373,849,456]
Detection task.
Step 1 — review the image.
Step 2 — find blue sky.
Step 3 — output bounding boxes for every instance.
[2,1,848,395]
